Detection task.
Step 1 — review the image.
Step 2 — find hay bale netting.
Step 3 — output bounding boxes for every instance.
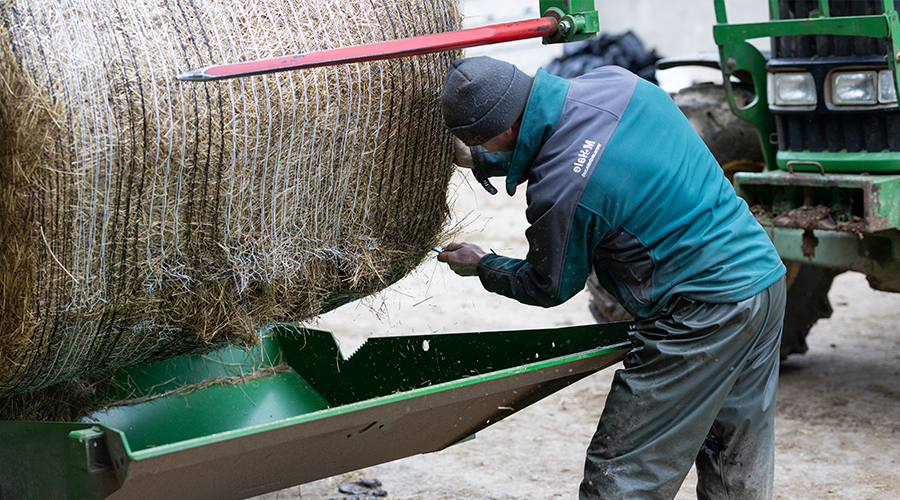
[0,0,461,403]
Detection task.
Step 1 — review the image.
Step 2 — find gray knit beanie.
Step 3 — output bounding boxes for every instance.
[441,57,533,146]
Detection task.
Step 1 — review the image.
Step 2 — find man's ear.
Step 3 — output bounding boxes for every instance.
[452,136,474,169]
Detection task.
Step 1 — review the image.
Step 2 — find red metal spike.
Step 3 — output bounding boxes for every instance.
[177,17,558,82]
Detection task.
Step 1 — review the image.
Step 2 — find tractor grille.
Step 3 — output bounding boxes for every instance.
[773,0,900,58]
[773,0,900,153]
[780,112,900,152]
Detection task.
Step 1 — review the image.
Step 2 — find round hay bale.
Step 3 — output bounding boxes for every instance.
[0,0,460,398]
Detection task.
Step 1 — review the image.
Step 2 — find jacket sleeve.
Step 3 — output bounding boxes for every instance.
[476,204,602,308]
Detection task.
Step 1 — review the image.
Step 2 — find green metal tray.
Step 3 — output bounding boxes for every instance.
[0,323,631,500]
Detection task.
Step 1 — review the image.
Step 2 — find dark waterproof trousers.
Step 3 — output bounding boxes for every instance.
[580,277,786,500]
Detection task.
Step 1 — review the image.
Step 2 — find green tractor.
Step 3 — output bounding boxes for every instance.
[589,0,900,358]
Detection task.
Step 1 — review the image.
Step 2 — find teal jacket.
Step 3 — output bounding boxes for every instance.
[474,66,785,319]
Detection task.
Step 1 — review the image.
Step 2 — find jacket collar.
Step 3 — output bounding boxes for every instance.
[505,68,571,196]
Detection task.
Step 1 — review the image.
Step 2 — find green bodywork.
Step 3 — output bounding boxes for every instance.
[758,227,900,289]
[736,171,900,231]
[736,171,900,288]
[713,0,900,287]
[713,0,900,171]
[0,323,630,500]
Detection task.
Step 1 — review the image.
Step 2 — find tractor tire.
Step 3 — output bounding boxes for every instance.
[672,83,764,178]
[586,272,631,323]
[780,262,842,358]
[586,82,839,358]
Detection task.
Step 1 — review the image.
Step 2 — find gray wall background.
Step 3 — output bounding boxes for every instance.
[461,0,769,93]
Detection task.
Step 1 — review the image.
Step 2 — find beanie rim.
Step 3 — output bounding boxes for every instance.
[441,57,533,146]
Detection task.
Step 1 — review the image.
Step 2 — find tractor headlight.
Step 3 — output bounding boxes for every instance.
[879,69,898,104]
[832,71,877,105]
[768,72,817,106]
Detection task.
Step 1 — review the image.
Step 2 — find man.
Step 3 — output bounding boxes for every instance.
[436,56,786,500]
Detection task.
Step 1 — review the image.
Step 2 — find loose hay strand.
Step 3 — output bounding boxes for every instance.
[0,0,461,402]
[104,362,294,408]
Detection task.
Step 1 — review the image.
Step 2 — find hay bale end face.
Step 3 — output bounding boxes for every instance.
[0,0,461,400]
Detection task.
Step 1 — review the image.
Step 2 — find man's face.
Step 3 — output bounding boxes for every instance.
[481,127,517,153]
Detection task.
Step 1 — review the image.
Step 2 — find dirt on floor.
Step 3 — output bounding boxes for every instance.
[253,171,900,500]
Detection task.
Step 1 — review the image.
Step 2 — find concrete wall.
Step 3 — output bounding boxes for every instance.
[461,0,770,92]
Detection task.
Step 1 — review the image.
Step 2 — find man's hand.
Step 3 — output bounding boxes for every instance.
[437,242,487,277]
